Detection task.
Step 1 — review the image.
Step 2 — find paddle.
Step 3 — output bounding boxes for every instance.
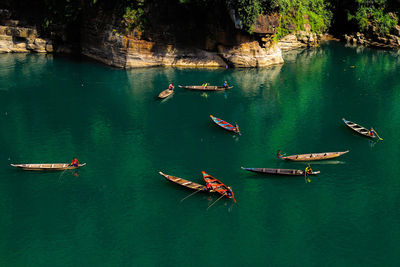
[180,188,203,202]
[371,127,383,141]
[207,194,226,210]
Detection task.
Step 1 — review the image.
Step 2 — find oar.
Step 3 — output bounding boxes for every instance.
[371,127,383,141]
[207,194,226,210]
[180,188,203,202]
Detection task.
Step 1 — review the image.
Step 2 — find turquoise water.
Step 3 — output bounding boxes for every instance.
[1,42,400,266]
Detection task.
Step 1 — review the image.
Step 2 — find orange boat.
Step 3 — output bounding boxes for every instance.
[202,171,236,202]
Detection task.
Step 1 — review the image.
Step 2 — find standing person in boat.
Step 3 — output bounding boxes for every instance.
[168,83,174,91]
[223,81,229,89]
[70,157,79,167]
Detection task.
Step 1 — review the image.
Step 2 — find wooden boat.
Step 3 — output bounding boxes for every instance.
[281,151,349,161]
[159,171,211,191]
[202,171,236,202]
[178,85,233,91]
[342,118,375,138]
[10,163,86,171]
[158,89,174,99]
[241,167,320,176]
[210,115,240,134]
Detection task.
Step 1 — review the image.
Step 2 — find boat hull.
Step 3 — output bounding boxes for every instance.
[282,151,349,161]
[178,85,233,91]
[11,163,86,171]
[159,171,208,191]
[202,171,235,201]
[241,167,320,176]
[210,115,239,133]
[158,89,174,99]
[342,118,375,139]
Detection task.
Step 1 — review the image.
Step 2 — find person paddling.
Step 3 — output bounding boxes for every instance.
[304,165,312,183]
[305,165,313,175]
[204,182,213,192]
[277,150,285,159]
[223,81,229,89]
[70,157,79,167]
[368,128,376,137]
[168,83,174,90]
[226,187,233,198]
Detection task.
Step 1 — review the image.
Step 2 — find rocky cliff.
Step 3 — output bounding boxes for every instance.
[0,20,53,53]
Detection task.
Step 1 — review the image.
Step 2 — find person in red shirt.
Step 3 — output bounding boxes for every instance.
[70,157,79,167]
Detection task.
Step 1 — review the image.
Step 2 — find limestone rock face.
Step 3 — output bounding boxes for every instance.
[0,22,53,53]
[278,31,321,51]
[343,30,400,49]
[81,25,284,69]
[278,34,306,51]
[218,41,283,68]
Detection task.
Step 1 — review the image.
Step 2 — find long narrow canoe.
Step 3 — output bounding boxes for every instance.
[178,85,233,91]
[158,89,174,99]
[202,171,236,202]
[342,118,375,138]
[281,151,349,161]
[241,167,320,176]
[210,115,240,134]
[159,171,211,191]
[10,163,86,171]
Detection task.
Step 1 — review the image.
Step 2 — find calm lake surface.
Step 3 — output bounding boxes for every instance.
[1,42,400,266]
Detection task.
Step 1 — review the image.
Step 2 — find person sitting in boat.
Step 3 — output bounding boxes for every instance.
[226,187,233,197]
[277,150,284,159]
[223,81,229,89]
[204,183,213,192]
[70,157,79,167]
[235,123,240,133]
[305,166,313,175]
[202,83,208,88]
[168,83,174,90]
[368,128,376,137]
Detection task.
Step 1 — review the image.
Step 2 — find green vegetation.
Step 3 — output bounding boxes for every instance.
[122,1,146,35]
[346,0,398,34]
[1,0,399,42]
[228,0,332,37]
[272,0,332,39]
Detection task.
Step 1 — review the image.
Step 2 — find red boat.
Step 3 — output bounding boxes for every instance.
[210,115,240,134]
[202,171,236,202]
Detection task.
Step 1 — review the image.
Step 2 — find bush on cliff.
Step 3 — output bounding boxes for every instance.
[346,0,398,35]
[272,0,332,39]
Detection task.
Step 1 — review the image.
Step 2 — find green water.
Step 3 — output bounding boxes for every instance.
[1,42,400,266]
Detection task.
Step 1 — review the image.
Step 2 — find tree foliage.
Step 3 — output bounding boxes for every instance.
[346,0,398,34]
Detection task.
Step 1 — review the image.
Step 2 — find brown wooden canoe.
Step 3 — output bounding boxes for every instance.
[342,118,376,139]
[241,167,320,176]
[158,89,174,99]
[11,163,86,171]
[159,171,211,191]
[281,151,349,161]
[178,85,233,91]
